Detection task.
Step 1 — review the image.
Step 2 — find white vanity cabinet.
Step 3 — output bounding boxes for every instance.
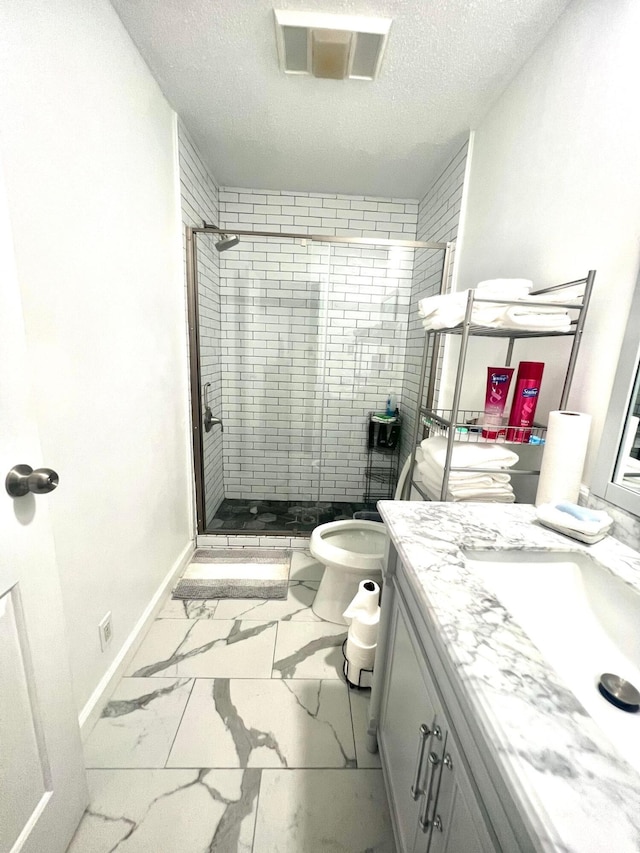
[379,591,498,853]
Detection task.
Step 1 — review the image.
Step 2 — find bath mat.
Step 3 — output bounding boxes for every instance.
[172,548,290,600]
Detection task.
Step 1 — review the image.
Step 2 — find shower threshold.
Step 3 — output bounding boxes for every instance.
[205,498,379,535]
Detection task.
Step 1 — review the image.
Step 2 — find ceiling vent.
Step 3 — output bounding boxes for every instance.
[274,10,391,81]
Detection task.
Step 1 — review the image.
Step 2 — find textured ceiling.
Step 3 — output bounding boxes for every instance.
[110,0,571,198]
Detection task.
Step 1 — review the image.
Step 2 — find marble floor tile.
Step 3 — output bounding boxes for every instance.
[157,597,219,619]
[84,677,193,769]
[289,549,325,581]
[211,580,321,622]
[125,619,277,679]
[167,678,355,769]
[67,768,259,853]
[348,688,382,769]
[272,622,347,679]
[252,769,395,852]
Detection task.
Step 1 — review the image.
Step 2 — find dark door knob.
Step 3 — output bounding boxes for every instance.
[5,465,59,497]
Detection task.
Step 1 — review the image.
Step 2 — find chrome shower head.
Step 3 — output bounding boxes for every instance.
[215,233,240,252]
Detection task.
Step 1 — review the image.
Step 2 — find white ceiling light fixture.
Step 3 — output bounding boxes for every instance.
[274,10,392,81]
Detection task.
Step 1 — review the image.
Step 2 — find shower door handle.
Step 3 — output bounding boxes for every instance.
[204,411,223,433]
[203,383,223,433]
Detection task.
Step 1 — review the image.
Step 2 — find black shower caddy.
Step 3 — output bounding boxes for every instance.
[364,412,402,503]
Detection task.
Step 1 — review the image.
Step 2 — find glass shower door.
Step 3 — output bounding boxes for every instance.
[318,242,414,513]
[203,235,330,533]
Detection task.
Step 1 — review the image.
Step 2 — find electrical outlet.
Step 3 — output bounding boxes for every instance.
[98,612,113,651]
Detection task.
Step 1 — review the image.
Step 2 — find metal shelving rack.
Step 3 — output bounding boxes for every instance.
[403,271,596,501]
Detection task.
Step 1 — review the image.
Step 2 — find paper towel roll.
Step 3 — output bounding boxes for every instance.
[535,411,592,506]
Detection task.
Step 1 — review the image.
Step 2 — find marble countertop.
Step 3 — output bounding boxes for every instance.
[377,501,640,853]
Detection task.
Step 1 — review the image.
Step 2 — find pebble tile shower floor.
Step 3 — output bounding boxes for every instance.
[67,550,395,852]
[207,498,378,534]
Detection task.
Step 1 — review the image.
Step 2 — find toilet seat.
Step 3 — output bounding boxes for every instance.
[310,520,388,572]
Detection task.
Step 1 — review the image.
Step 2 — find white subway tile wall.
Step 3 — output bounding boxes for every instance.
[399,141,470,466]
[178,123,225,524]
[218,190,418,502]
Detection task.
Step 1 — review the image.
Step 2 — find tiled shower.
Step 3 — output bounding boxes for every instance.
[180,122,469,534]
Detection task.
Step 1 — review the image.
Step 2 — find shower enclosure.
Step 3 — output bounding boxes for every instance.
[187,225,449,536]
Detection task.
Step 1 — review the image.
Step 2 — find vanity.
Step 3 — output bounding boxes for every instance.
[368,501,640,852]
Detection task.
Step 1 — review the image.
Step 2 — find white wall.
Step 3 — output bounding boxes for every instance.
[0,0,193,713]
[455,0,640,482]
[400,140,470,467]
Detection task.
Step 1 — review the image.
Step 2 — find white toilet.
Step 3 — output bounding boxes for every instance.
[310,520,387,624]
[310,456,413,624]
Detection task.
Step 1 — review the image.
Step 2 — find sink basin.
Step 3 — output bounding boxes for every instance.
[464,550,640,772]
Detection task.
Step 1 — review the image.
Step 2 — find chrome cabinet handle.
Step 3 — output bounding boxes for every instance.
[410,723,432,800]
[5,465,59,497]
[421,750,451,841]
[419,751,441,831]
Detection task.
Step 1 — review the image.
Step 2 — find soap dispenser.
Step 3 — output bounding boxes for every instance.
[385,393,396,416]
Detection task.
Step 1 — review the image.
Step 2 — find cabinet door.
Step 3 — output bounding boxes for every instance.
[379,598,440,853]
[421,732,497,853]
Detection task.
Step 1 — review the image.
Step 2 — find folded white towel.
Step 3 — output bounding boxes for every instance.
[419,475,515,499]
[530,284,584,303]
[417,469,504,494]
[495,306,572,332]
[420,436,519,469]
[418,289,573,332]
[418,291,505,324]
[418,292,468,328]
[420,477,516,503]
[445,483,515,499]
[417,458,511,486]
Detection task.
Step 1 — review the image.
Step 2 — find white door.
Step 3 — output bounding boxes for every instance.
[0,159,88,852]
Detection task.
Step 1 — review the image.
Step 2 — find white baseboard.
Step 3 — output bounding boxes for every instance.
[78,539,195,740]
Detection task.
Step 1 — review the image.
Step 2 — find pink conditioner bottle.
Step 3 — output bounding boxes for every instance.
[482,367,515,439]
[506,361,545,442]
